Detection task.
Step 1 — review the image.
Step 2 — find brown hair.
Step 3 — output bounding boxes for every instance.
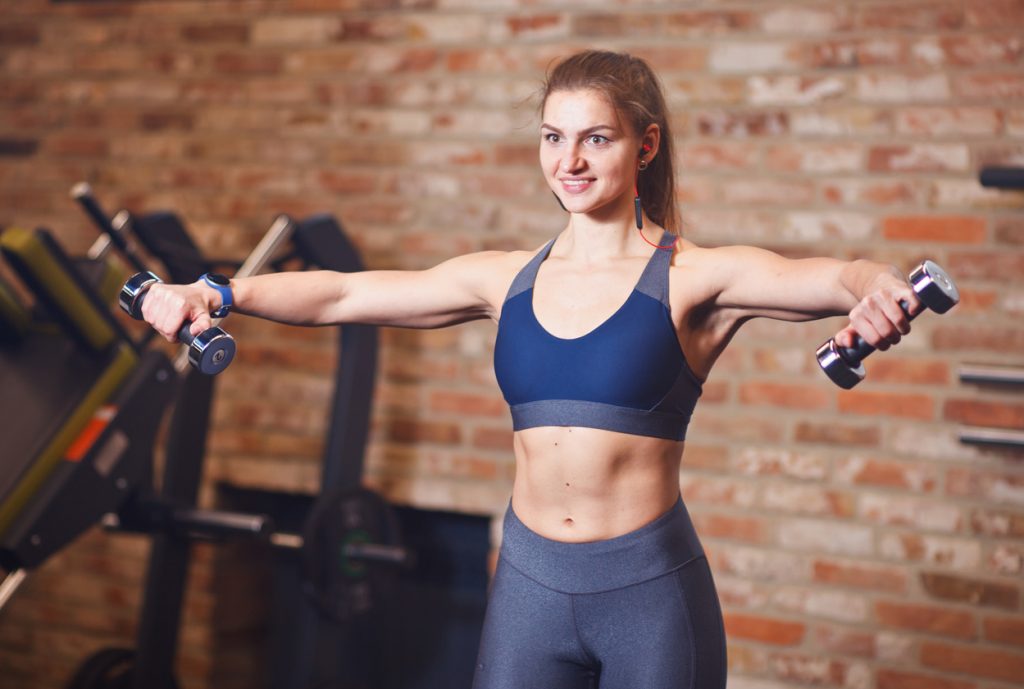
[541,50,680,233]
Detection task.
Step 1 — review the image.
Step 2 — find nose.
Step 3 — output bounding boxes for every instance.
[560,142,585,174]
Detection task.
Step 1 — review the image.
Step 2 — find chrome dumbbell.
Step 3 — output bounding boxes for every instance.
[815,260,959,389]
[119,271,236,375]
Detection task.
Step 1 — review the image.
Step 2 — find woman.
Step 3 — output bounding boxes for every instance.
[142,51,919,688]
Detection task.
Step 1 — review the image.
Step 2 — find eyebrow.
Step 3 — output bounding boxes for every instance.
[540,123,619,136]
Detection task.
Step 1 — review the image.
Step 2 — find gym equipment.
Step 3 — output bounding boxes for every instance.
[815,260,960,389]
[285,488,412,622]
[119,271,236,375]
[64,647,181,689]
[979,166,1024,190]
[1,196,413,689]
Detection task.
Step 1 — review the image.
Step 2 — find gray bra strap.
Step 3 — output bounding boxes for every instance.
[503,237,557,302]
[635,230,677,306]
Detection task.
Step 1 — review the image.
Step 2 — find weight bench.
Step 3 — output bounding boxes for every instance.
[0,227,176,574]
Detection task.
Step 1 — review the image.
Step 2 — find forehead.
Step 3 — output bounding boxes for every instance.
[541,88,624,131]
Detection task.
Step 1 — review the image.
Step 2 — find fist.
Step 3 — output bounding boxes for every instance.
[834,275,921,352]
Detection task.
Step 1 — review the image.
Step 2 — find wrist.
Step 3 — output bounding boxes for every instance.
[201,273,233,318]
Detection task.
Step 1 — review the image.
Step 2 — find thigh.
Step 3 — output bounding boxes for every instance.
[577,557,727,689]
[472,558,596,689]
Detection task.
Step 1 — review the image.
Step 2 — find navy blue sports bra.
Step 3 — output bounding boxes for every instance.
[493,231,703,441]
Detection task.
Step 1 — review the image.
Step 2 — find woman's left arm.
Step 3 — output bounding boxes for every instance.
[704,245,922,351]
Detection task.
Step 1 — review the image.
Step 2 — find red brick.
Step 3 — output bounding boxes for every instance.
[876,668,975,689]
[0,24,41,45]
[721,179,816,206]
[471,426,512,451]
[696,109,789,137]
[679,141,759,170]
[875,600,976,639]
[738,382,832,410]
[921,641,1024,682]
[794,421,881,447]
[933,325,1024,353]
[857,2,964,30]
[985,615,1024,647]
[868,144,969,172]
[813,559,908,593]
[835,456,938,492]
[948,468,1024,509]
[664,10,756,37]
[947,251,1024,280]
[387,419,462,446]
[765,143,863,173]
[966,0,1024,28]
[971,508,1024,538]
[895,107,1002,136]
[181,22,249,43]
[693,514,767,543]
[995,217,1024,245]
[883,215,987,243]
[955,74,1024,100]
[724,612,805,645]
[813,625,875,658]
[429,390,506,417]
[866,357,951,385]
[944,399,1024,430]
[837,391,934,420]
[213,52,284,74]
[920,572,1020,610]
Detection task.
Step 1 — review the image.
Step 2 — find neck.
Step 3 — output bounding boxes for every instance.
[560,195,653,261]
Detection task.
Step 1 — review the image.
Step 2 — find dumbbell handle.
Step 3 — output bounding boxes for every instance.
[835,299,914,365]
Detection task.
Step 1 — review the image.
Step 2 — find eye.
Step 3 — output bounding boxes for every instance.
[586,135,611,146]
[542,132,562,144]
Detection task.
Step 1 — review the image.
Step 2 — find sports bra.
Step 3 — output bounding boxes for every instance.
[493,230,703,441]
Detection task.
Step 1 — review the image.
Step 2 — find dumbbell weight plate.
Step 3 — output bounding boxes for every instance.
[301,487,409,622]
[911,260,959,314]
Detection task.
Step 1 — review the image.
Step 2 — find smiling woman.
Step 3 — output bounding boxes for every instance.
[136,48,923,689]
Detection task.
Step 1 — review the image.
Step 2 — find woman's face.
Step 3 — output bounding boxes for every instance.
[540,88,653,223]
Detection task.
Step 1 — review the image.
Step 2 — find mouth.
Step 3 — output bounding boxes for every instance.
[559,178,595,194]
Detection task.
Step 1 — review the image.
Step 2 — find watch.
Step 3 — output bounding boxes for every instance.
[201,273,233,318]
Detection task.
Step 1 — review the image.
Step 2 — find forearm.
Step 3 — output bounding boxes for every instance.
[228,270,345,326]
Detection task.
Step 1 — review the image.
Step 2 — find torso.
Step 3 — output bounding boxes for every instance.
[486,231,740,542]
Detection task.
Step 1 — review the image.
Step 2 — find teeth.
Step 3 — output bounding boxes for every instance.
[564,180,589,187]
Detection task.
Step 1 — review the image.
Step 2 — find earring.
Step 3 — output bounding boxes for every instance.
[638,159,649,171]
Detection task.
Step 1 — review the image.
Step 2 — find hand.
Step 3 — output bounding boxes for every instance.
[834,274,921,352]
[140,279,221,342]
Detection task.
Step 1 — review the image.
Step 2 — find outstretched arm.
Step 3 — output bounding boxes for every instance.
[141,251,511,342]
[702,245,921,350]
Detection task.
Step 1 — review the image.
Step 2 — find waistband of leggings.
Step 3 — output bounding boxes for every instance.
[499,495,704,594]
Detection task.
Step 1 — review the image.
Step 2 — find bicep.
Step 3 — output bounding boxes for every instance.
[711,247,858,322]
[325,252,502,328]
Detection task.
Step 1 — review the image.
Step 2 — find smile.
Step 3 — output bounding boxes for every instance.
[560,178,594,194]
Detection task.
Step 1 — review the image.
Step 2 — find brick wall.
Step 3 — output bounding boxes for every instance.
[1,0,1023,687]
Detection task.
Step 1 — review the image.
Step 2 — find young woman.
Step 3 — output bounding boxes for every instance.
[141,51,920,689]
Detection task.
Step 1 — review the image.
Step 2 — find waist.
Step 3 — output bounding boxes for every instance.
[499,494,705,594]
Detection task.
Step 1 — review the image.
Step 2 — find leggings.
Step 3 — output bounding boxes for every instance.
[472,496,727,689]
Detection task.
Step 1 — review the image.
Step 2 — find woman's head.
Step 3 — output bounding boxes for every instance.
[540,50,679,233]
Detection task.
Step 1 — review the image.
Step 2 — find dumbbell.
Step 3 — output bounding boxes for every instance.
[119,271,236,375]
[816,260,959,389]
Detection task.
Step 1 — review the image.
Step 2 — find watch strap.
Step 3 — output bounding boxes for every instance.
[201,273,233,318]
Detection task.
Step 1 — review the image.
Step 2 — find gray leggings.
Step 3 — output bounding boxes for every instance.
[472,496,727,689]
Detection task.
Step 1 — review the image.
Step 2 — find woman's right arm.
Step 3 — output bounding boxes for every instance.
[141,250,513,342]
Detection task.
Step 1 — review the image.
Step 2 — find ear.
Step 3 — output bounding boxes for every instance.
[639,124,661,163]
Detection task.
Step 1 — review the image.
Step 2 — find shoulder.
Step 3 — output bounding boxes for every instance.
[432,244,546,306]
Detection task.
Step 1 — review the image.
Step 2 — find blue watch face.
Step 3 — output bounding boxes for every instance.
[206,273,230,286]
